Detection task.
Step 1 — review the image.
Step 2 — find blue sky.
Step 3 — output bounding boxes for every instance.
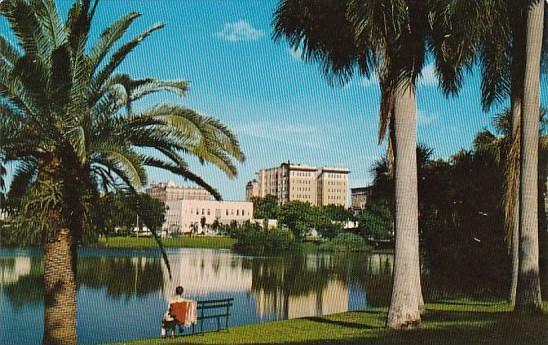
[1,0,547,201]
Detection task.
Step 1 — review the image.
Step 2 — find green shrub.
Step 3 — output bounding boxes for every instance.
[232,222,297,255]
[319,233,368,252]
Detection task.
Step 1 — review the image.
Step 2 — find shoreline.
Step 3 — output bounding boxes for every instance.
[2,236,395,254]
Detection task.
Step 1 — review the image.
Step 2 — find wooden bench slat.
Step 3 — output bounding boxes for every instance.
[197,298,234,305]
[198,304,233,310]
[197,313,230,320]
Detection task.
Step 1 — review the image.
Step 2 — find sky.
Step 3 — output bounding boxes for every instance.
[1,0,547,201]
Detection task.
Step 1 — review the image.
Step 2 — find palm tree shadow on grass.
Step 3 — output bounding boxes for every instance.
[173,309,548,345]
[300,316,382,330]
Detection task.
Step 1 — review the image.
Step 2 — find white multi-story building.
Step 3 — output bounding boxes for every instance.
[164,199,253,234]
[145,182,213,203]
[246,162,350,207]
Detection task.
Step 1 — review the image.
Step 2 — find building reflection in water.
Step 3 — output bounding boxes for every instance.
[0,249,394,321]
[0,257,32,285]
[158,250,384,320]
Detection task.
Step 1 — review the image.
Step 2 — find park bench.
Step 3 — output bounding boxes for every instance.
[190,298,234,335]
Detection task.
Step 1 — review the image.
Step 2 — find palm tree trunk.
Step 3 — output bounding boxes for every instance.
[509,88,522,307]
[43,227,78,345]
[515,0,544,314]
[387,79,421,329]
[508,7,526,308]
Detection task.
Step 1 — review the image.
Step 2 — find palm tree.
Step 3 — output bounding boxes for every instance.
[272,0,477,328]
[475,0,547,306]
[0,1,244,344]
[515,0,544,313]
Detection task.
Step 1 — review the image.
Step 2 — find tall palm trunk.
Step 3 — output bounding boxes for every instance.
[515,0,544,314]
[387,79,422,329]
[509,99,521,307]
[508,72,523,307]
[43,226,78,345]
[508,7,526,308]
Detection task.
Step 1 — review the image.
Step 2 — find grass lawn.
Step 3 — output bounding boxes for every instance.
[95,236,236,250]
[109,300,547,345]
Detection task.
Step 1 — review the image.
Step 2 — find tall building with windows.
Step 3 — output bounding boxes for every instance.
[145,181,213,203]
[247,162,350,207]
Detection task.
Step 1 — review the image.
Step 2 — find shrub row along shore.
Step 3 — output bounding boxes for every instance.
[95,236,237,250]
[93,233,386,254]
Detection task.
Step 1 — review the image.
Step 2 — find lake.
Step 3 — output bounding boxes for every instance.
[0,248,394,345]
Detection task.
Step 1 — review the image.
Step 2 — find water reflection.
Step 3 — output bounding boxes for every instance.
[0,248,394,344]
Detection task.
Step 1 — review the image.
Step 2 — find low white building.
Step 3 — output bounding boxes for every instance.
[164,199,253,234]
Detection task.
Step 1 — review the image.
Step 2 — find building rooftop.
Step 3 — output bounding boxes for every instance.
[351,186,373,193]
[321,167,350,173]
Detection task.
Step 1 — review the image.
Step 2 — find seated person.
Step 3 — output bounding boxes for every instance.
[161,286,195,338]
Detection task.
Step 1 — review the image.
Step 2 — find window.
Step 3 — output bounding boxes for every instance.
[226,209,229,216]
[207,209,210,216]
[242,210,245,216]
[236,209,239,216]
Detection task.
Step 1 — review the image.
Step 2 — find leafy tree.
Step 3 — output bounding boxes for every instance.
[231,221,296,255]
[356,201,393,242]
[315,219,342,240]
[0,1,244,344]
[276,201,344,240]
[251,194,279,219]
[277,201,316,239]
[322,204,352,222]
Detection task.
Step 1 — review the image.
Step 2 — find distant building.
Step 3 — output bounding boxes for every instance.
[164,199,253,234]
[145,182,213,204]
[351,186,373,211]
[245,180,259,201]
[247,162,350,207]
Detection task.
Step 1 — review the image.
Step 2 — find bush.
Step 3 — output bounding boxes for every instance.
[231,222,297,255]
[319,233,368,252]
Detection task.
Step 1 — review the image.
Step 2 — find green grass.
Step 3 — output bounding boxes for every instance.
[95,236,236,250]
[109,300,547,345]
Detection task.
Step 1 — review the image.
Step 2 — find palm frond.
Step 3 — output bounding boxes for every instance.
[49,43,73,113]
[0,59,41,118]
[273,0,369,85]
[0,0,50,59]
[7,158,37,201]
[143,156,221,200]
[88,11,141,73]
[32,0,67,50]
[93,22,165,91]
[0,35,21,65]
[138,105,244,177]
[92,143,146,188]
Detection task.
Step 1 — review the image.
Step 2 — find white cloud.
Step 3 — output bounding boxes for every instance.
[417,110,438,126]
[216,20,264,42]
[418,64,438,87]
